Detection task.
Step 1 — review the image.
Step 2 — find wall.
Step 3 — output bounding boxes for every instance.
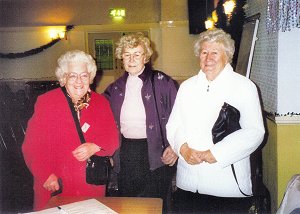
[0,27,85,81]
[245,0,300,213]
[244,0,278,113]
[160,21,199,79]
[278,28,300,114]
[277,123,300,202]
[0,22,199,90]
[0,0,199,82]
[263,119,278,212]
[0,0,199,91]
[264,119,300,213]
[245,1,300,115]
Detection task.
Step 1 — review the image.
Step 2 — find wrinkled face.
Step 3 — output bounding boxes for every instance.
[122,45,146,76]
[199,41,228,81]
[65,62,90,103]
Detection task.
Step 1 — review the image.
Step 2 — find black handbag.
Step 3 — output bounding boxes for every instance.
[86,155,112,185]
[61,87,111,186]
[211,102,250,196]
[212,102,241,144]
[211,102,271,213]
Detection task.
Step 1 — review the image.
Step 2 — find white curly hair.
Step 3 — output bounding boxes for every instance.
[55,50,97,86]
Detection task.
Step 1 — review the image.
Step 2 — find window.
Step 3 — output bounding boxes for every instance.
[95,39,113,70]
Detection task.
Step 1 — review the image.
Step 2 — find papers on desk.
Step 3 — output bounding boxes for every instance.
[23,198,118,214]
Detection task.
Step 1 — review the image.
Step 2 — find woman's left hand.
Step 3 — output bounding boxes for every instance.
[72,142,100,161]
[43,173,59,192]
[161,146,178,166]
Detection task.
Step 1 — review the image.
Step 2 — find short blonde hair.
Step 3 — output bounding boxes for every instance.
[115,32,153,62]
[194,28,235,63]
[55,50,97,86]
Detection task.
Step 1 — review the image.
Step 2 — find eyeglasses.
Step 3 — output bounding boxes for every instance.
[67,72,90,82]
[122,52,144,61]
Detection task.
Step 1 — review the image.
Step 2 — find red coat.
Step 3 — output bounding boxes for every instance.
[22,88,119,211]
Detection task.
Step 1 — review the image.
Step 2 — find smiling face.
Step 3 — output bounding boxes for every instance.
[65,61,90,103]
[122,45,147,76]
[199,41,228,81]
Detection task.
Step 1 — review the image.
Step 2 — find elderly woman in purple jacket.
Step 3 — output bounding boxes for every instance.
[104,32,178,211]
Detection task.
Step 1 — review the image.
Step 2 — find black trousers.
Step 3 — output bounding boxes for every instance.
[118,136,174,212]
[173,188,254,214]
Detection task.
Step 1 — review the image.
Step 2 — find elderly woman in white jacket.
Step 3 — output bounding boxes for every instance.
[166,28,265,213]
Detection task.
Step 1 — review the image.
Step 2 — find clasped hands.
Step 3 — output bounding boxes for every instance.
[180,143,216,165]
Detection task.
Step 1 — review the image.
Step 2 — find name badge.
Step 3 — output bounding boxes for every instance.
[81,122,90,133]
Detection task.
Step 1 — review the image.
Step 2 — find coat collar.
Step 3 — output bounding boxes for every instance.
[197,63,233,85]
[138,63,153,82]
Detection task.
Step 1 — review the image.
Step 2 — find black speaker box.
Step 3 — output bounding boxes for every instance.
[188,0,214,34]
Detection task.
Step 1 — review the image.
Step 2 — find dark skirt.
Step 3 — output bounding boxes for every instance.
[173,188,254,214]
[118,136,174,212]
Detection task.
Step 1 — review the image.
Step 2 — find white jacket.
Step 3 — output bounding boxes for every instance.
[166,64,265,197]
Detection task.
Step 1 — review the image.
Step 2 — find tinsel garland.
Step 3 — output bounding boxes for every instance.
[0,38,61,59]
[0,25,74,59]
[267,0,300,33]
[266,111,300,117]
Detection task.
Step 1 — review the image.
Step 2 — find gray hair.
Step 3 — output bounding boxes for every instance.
[194,28,235,63]
[55,50,97,86]
[115,32,153,62]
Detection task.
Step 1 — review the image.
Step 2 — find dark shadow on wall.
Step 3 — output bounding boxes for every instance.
[0,81,59,214]
[90,69,104,92]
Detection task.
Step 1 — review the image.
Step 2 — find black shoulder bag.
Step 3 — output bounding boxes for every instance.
[61,87,111,185]
[212,102,271,213]
[211,102,250,196]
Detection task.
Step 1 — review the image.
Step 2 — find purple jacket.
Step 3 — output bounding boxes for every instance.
[104,64,178,171]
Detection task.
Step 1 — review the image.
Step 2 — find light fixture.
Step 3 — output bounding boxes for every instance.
[205,19,214,29]
[223,0,236,16]
[205,10,218,30]
[212,10,218,23]
[49,28,66,40]
[58,31,66,39]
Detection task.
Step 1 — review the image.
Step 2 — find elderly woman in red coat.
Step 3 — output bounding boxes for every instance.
[22,50,119,211]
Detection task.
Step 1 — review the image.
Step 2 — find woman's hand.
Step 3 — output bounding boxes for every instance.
[109,157,114,167]
[72,142,101,161]
[161,146,178,166]
[43,173,59,192]
[198,150,217,164]
[180,143,203,165]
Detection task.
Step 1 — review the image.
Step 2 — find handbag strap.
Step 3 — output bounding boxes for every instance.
[231,164,252,197]
[61,87,85,144]
[151,72,166,150]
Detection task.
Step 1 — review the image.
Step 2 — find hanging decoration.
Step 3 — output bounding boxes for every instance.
[0,25,74,59]
[267,0,300,33]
